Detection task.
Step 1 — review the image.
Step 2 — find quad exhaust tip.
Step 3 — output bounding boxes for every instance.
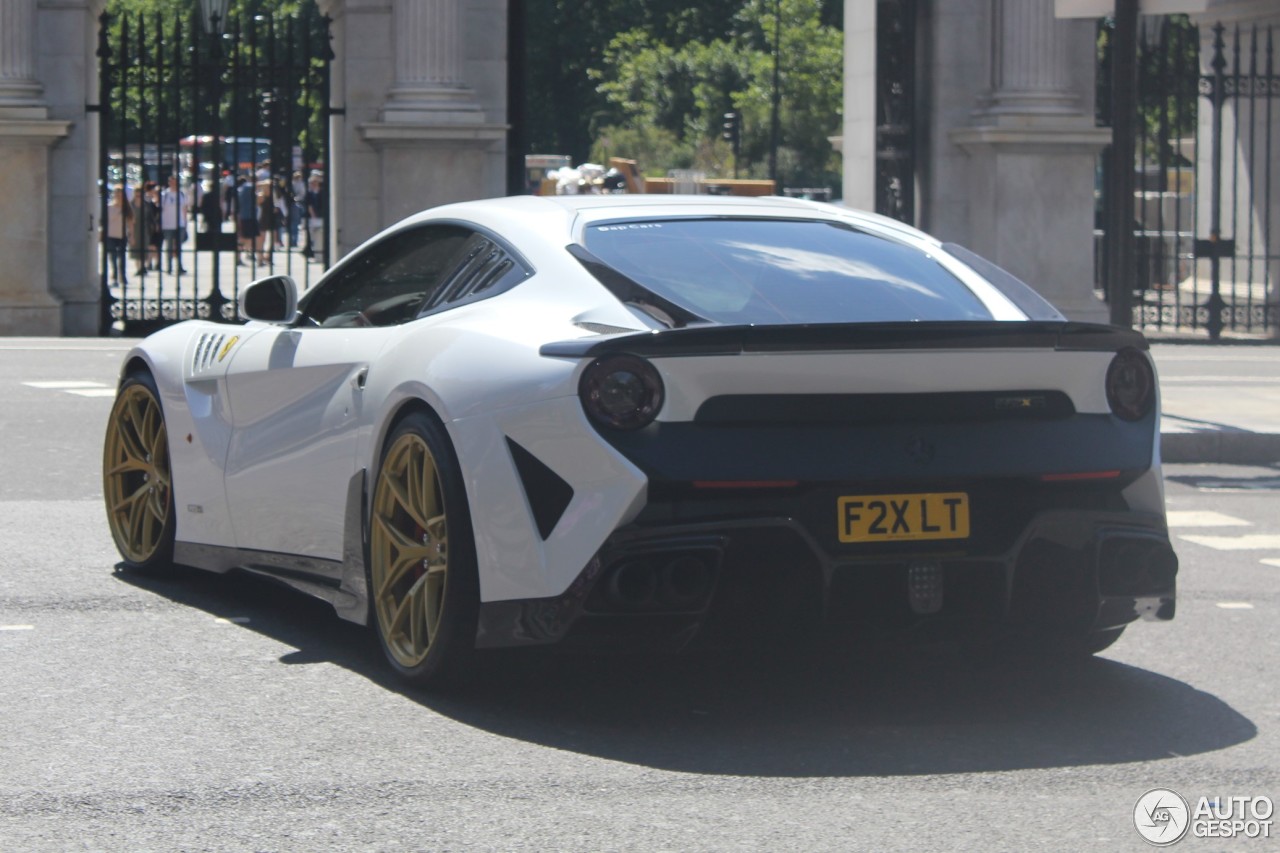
[604,554,715,612]
[1098,535,1179,597]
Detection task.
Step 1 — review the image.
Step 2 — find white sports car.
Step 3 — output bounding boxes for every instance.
[103,194,1177,685]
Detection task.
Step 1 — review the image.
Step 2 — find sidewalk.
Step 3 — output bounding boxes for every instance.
[1152,342,1280,465]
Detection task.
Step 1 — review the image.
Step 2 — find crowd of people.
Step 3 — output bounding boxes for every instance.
[101,162,325,285]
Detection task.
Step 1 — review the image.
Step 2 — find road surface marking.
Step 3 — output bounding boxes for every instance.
[1216,602,1255,610]
[215,616,251,624]
[1180,534,1280,551]
[67,388,119,398]
[0,625,34,631]
[1165,511,1250,528]
[1160,376,1280,384]
[1262,558,1280,568]
[23,380,108,389]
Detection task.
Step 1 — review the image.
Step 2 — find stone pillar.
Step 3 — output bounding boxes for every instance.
[0,0,70,335]
[838,0,876,210]
[984,0,1078,117]
[383,0,483,122]
[947,0,1110,322]
[0,0,44,110]
[323,0,506,262]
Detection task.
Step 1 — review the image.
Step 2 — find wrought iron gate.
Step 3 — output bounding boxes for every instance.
[875,0,917,225]
[95,2,333,335]
[1097,16,1278,338]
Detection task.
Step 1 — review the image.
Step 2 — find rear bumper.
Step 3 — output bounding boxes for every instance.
[475,506,1176,651]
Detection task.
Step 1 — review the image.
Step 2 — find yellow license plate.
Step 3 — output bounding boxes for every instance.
[837,492,970,543]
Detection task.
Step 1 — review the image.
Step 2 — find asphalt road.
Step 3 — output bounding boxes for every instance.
[1,339,1277,852]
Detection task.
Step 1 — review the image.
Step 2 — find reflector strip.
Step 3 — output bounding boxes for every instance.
[692,480,800,489]
[1040,471,1122,482]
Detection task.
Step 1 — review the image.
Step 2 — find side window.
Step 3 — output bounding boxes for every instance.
[299,224,472,327]
[422,232,531,315]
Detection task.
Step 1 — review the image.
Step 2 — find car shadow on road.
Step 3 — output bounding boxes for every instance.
[116,564,1256,779]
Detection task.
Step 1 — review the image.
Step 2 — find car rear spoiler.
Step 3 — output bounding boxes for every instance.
[539,321,1149,359]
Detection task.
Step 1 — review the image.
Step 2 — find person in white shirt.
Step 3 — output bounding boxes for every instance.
[160,175,189,274]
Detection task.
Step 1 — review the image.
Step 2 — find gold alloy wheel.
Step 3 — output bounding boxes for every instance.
[103,382,173,564]
[370,431,450,669]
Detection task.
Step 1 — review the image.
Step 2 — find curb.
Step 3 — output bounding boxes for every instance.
[1160,432,1280,465]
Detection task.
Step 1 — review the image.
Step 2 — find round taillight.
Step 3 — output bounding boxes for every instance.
[579,355,664,430]
[1106,348,1155,421]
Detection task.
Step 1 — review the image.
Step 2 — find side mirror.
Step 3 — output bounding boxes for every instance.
[240,275,298,324]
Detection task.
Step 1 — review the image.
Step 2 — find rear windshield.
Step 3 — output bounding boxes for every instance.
[582,218,994,324]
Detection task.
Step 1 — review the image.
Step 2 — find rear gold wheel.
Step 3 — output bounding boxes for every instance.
[369,412,476,684]
[103,374,175,570]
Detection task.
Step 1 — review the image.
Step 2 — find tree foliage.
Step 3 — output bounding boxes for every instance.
[1097,14,1200,166]
[528,0,843,190]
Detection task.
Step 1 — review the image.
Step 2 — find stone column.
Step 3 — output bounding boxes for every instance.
[838,0,876,210]
[329,0,506,259]
[948,0,1110,322]
[0,0,43,112]
[382,0,483,122]
[983,0,1079,117]
[0,0,70,335]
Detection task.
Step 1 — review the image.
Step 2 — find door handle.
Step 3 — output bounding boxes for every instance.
[351,367,368,390]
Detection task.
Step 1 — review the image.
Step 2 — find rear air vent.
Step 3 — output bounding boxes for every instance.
[506,438,575,540]
[694,391,1075,426]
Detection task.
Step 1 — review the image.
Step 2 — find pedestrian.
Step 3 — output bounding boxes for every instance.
[257,181,278,265]
[130,181,156,277]
[221,168,235,218]
[235,175,260,266]
[103,185,133,285]
[159,174,189,274]
[289,170,305,247]
[200,178,223,241]
[273,176,289,249]
[304,172,325,259]
[144,182,163,271]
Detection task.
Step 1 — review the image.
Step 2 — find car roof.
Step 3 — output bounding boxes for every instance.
[409,193,939,251]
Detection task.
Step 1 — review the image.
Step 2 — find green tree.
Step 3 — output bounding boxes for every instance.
[588,0,842,188]
[523,0,841,180]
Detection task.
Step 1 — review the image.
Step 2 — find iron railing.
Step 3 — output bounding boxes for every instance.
[1097,17,1277,338]
[95,3,333,335]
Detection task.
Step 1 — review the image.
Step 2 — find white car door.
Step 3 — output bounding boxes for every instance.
[221,326,387,560]
[220,222,476,560]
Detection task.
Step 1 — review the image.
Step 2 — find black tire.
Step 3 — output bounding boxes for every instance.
[103,371,177,574]
[367,411,478,687]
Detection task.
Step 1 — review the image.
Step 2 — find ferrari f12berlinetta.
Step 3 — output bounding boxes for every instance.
[104,195,1177,685]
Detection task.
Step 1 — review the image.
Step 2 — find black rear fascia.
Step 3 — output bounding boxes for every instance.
[600,415,1155,485]
[540,321,1149,359]
[696,390,1076,426]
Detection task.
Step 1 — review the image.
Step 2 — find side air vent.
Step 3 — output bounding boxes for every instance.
[506,438,575,540]
[191,332,229,375]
